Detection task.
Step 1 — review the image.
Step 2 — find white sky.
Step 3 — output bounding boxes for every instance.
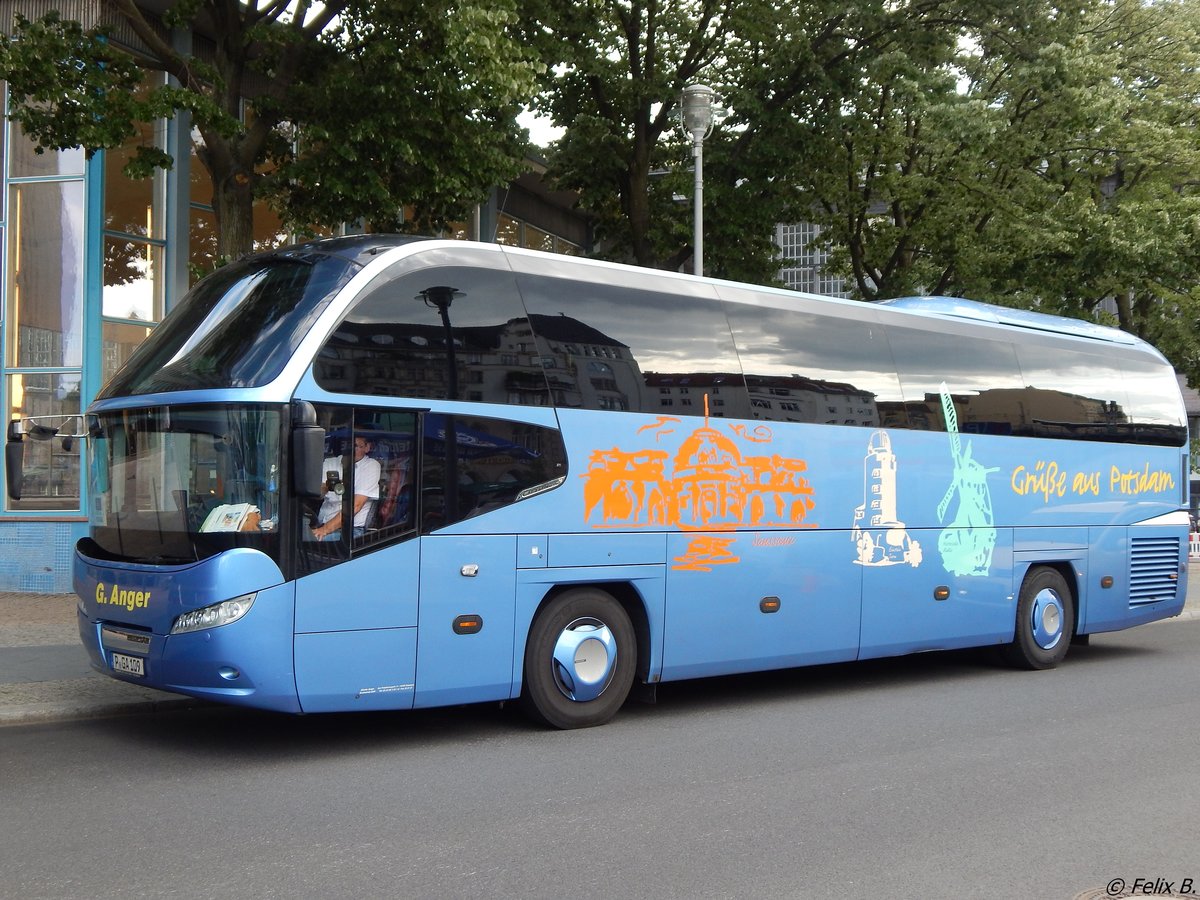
[518,109,564,149]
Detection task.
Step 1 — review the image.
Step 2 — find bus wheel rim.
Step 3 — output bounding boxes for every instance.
[1030,588,1064,650]
[551,617,617,702]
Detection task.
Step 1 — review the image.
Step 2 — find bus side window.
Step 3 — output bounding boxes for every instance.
[295,406,351,575]
[354,410,418,550]
[421,413,567,531]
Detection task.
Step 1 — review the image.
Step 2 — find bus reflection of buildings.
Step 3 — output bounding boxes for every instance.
[316,314,645,412]
[649,372,880,427]
[322,311,889,429]
[908,388,1129,437]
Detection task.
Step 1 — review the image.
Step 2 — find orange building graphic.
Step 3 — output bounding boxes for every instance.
[672,536,741,572]
[582,404,816,538]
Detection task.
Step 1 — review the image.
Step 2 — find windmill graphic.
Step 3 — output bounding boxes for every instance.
[936,385,997,576]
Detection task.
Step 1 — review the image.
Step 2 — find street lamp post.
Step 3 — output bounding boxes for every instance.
[680,84,715,277]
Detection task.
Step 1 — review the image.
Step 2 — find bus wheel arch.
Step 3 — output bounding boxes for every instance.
[521,584,640,729]
[1002,564,1076,670]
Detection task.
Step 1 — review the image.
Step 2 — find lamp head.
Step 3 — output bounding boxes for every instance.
[681,84,716,141]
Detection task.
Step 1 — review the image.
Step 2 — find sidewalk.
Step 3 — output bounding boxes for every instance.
[3,566,1200,727]
[0,591,198,726]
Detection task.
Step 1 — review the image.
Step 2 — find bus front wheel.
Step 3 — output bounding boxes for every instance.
[1002,567,1074,670]
[521,588,636,729]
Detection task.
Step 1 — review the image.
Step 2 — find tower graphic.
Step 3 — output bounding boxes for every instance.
[852,430,922,567]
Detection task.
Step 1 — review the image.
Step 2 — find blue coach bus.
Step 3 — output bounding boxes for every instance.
[8,236,1188,728]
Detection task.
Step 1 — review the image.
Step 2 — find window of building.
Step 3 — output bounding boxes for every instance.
[775,223,849,298]
[7,122,85,179]
[495,212,581,256]
[4,99,87,511]
[5,372,82,511]
[6,181,86,369]
[102,74,169,386]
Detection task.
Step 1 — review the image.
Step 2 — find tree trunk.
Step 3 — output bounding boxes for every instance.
[1115,289,1134,333]
[627,164,655,267]
[194,122,261,264]
[212,167,257,262]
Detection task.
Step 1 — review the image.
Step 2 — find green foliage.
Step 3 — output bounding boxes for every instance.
[0,1,538,258]
[267,0,539,234]
[522,0,746,269]
[0,12,178,172]
[529,0,1200,381]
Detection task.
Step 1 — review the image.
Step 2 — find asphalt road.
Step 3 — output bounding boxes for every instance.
[2,619,1198,900]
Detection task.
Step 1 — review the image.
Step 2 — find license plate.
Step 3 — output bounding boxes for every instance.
[111,653,145,677]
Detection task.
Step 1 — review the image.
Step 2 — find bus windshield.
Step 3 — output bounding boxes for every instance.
[85,405,282,565]
[98,253,359,397]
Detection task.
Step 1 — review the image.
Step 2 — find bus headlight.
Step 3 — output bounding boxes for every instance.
[171,593,256,634]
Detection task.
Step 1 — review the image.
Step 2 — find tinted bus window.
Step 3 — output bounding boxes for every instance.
[722,299,906,427]
[886,324,1025,433]
[1119,355,1187,445]
[517,275,747,417]
[1014,343,1132,442]
[422,414,568,530]
[1014,342,1185,445]
[102,255,358,397]
[315,266,552,405]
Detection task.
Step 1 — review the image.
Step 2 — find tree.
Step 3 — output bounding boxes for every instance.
[522,0,1035,280]
[529,0,1200,382]
[752,0,1200,377]
[522,0,743,270]
[265,2,540,235]
[772,0,1200,307]
[0,1,540,262]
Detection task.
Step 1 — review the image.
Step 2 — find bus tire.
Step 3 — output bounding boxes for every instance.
[1001,567,1074,670]
[521,588,636,729]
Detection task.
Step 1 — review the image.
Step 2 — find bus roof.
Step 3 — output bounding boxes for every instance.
[879,295,1138,345]
[259,239,1137,351]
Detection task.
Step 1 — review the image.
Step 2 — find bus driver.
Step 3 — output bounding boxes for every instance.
[311,434,382,541]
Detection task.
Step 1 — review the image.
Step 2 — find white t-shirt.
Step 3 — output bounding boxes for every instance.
[316,454,382,528]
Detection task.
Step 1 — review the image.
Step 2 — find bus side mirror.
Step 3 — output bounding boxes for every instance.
[6,420,24,501]
[291,403,325,498]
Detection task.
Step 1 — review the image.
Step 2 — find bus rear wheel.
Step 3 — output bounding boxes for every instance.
[521,588,636,729]
[1001,567,1074,670]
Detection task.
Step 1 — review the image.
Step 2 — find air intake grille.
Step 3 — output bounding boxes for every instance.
[1129,537,1181,606]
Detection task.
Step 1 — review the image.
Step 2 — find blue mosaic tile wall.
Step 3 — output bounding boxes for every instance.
[0,522,85,594]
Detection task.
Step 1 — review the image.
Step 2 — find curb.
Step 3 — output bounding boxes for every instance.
[0,695,199,727]
[0,673,200,728]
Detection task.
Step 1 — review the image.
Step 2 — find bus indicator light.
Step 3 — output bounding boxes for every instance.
[453,616,483,634]
[933,586,951,601]
[759,597,781,614]
[1100,576,1114,589]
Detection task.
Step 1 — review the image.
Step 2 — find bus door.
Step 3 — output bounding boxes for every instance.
[292,407,422,713]
[858,527,1014,659]
[293,544,420,713]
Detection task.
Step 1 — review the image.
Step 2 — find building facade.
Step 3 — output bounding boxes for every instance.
[0,8,589,592]
[774,223,849,299]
